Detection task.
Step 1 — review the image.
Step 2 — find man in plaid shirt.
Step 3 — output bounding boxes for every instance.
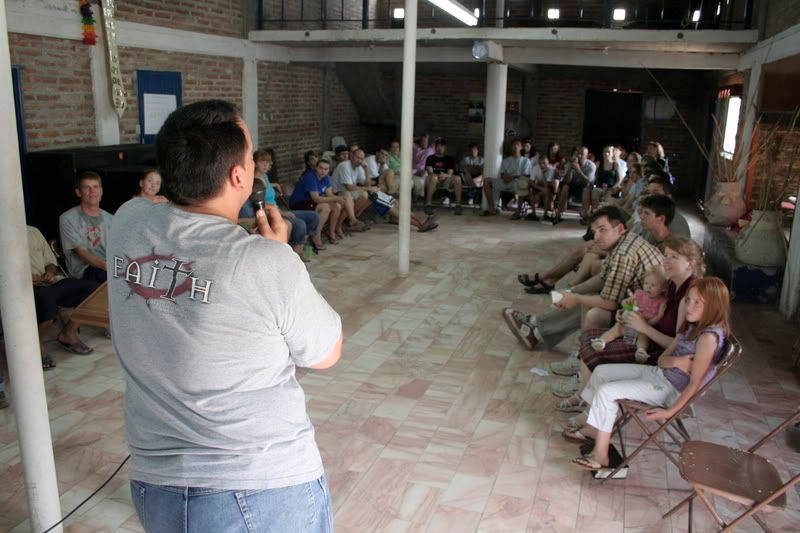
[503,205,663,357]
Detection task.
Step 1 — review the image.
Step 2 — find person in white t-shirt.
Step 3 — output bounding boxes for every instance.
[365,148,398,195]
[526,156,556,221]
[332,148,375,231]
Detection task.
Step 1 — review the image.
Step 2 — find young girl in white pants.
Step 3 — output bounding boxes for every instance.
[564,277,731,474]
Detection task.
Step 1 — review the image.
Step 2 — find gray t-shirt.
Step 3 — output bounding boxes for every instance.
[108,198,341,490]
[59,205,112,278]
[500,156,532,178]
[636,212,692,243]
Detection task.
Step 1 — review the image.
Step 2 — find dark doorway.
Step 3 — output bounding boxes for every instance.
[582,90,643,161]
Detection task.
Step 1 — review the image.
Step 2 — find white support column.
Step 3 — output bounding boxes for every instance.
[780,185,800,320]
[397,0,418,278]
[90,36,121,145]
[495,0,505,28]
[481,62,508,210]
[738,62,763,194]
[242,57,259,149]
[0,1,63,531]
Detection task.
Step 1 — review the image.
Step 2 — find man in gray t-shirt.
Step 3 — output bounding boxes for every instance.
[109,101,342,532]
[59,172,112,281]
[483,139,532,215]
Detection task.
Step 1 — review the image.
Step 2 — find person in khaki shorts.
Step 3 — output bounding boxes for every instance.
[331,147,374,231]
[424,138,463,216]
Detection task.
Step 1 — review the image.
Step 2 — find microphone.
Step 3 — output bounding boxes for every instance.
[249,180,266,212]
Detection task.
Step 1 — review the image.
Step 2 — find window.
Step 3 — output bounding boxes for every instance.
[721,96,741,159]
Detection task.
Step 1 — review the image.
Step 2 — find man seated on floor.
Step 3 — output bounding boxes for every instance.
[518,175,688,295]
[291,158,347,243]
[424,138,463,216]
[59,171,113,282]
[28,224,100,369]
[331,147,374,231]
[332,145,349,171]
[503,206,663,381]
[484,139,532,216]
[365,148,398,195]
[525,155,556,221]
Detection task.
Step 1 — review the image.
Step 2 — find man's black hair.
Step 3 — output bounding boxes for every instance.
[638,194,676,226]
[156,100,246,206]
[588,205,627,227]
[647,175,673,195]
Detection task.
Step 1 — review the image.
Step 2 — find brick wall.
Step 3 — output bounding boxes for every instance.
[117,0,243,38]
[532,66,710,191]
[258,62,323,181]
[117,48,243,144]
[748,117,800,210]
[9,33,96,150]
[411,72,524,159]
[258,62,376,181]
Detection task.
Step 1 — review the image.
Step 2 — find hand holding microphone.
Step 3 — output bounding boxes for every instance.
[249,180,289,244]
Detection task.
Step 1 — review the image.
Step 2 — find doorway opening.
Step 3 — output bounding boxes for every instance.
[582,90,642,161]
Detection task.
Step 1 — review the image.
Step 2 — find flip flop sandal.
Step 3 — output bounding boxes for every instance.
[58,339,93,355]
[42,356,57,370]
[556,396,588,413]
[525,282,554,294]
[571,456,606,471]
[562,429,594,444]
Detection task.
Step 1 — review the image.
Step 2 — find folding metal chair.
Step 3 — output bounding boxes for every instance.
[663,405,800,532]
[601,335,743,483]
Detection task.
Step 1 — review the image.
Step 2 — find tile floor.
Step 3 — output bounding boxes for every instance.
[1,208,799,532]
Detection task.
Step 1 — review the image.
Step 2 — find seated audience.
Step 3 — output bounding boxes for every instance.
[461,143,485,189]
[628,176,691,239]
[387,141,402,175]
[290,158,346,243]
[331,148,373,230]
[59,171,112,282]
[581,145,623,223]
[567,277,729,474]
[483,139,531,216]
[240,150,321,262]
[424,138,462,215]
[555,237,705,415]
[136,169,168,203]
[525,156,556,221]
[412,134,435,199]
[503,206,662,362]
[553,146,596,225]
[303,150,318,173]
[365,148,398,195]
[645,140,669,175]
[591,266,668,362]
[29,225,99,368]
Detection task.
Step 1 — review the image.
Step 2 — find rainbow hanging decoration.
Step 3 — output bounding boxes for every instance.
[79,0,97,45]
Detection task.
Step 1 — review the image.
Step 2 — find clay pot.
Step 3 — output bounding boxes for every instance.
[735,210,787,267]
[706,181,746,227]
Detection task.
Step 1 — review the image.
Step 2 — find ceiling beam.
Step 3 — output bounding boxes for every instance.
[287,46,739,70]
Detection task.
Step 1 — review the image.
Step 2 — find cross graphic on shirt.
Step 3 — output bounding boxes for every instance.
[160,259,194,302]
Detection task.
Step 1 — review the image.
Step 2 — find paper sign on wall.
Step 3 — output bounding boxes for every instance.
[143,93,177,135]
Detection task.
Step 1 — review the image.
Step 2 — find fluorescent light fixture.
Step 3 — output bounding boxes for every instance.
[547,8,560,19]
[427,0,478,26]
[474,8,480,17]
[393,7,405,19]
[613,8,626,21]
[692,9,701,22]
[717,3,721,16]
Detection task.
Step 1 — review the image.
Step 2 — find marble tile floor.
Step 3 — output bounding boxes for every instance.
[1,209,799,532]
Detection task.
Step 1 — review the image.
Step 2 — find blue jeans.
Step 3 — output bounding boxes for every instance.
[130,475,333,533]
[288,211,320,245]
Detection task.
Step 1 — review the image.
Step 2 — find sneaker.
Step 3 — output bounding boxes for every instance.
[0,391,8,410]
[634,348,650,363]
[501,308,539,350]
[424,204,435,216]
[453,205,462,216]
[550,352,580,376]
[551,374,580,398]
[591,338,606,352]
